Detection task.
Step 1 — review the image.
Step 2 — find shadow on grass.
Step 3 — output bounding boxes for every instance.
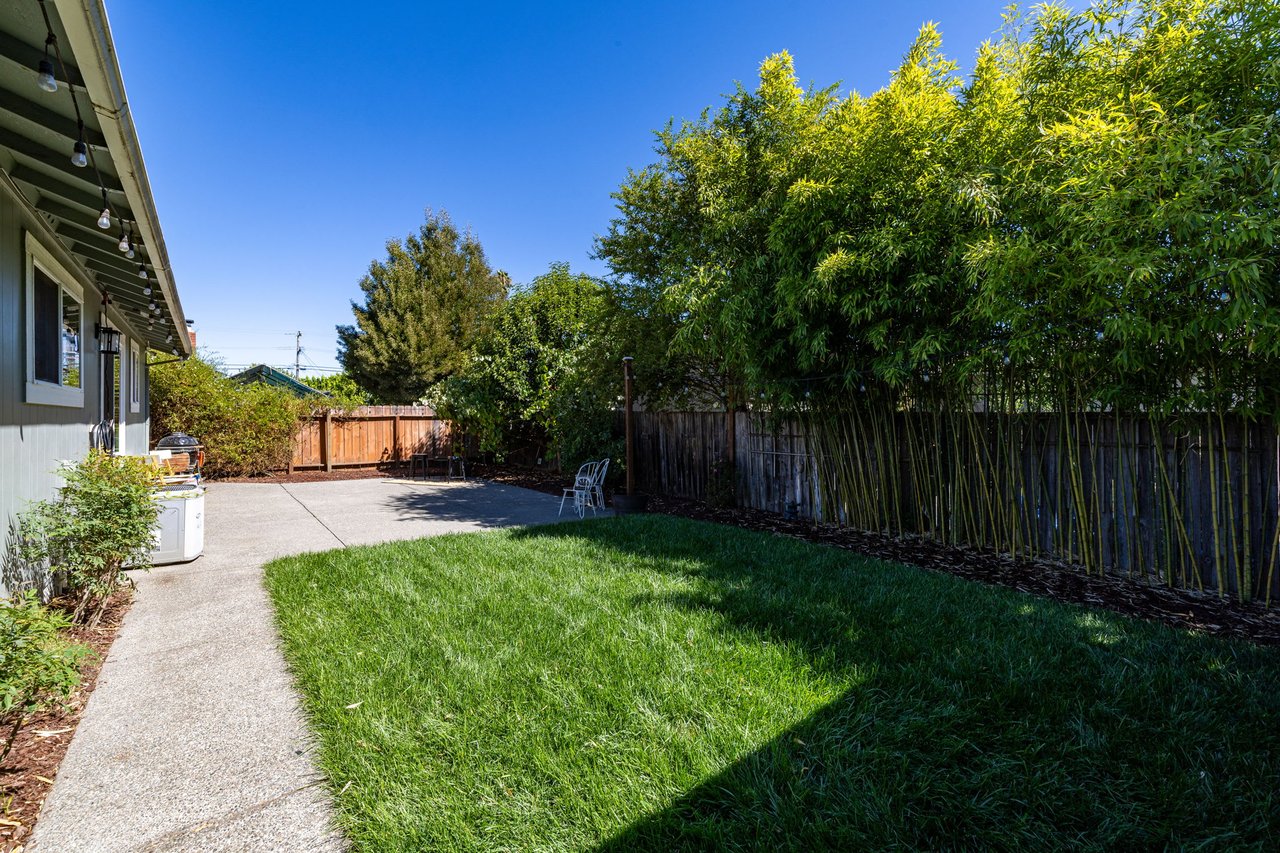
[508,516,1280,851]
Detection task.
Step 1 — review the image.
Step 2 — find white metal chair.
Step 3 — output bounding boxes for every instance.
[559,460,599,518]
[589,458,609,512]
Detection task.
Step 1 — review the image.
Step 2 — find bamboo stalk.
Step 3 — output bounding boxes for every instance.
[1207,414,1225,598]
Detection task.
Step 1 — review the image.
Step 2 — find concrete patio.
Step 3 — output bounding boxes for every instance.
[31,477,565,853]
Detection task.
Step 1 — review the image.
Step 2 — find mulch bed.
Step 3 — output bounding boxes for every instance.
[218,467,399,485]
[0,590,133,853]
[469,462,1280,647]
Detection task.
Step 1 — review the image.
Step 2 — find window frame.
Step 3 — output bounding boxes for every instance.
[25,232,86,408]
[129,338,141,413]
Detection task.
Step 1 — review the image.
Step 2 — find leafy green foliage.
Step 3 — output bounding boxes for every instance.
[338,210,509,404]
[265,516,1280,850]
[596,0,1280,417]
[0,592,89,762]
[437,264,615,467]
[150,354,308,477]
[304,373,372,411]
[17,452,159,626]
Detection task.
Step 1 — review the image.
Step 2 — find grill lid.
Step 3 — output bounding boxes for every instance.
[156,431,201,449]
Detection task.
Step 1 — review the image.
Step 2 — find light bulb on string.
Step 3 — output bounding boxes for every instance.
[171,348,179,356]
[118,229,130,252]
[97,189,111,229]
[166,334,173,343]
[138,263,148,279]
[71,121,88,167]
[36,35,57,92]
[142,285,151,296]
[147,300,157,311]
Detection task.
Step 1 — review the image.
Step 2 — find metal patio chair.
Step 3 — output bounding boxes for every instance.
[588,457,609,512]
[559,460,599,518]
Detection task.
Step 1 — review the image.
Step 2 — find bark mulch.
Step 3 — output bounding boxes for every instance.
[218,466,400,485]
[470,463,1280,647]
[0,590,133,853]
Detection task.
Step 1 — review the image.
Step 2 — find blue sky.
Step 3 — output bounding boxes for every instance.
[108,0,1025,375]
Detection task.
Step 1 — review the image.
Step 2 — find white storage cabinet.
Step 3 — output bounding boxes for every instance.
[151,485,205,565]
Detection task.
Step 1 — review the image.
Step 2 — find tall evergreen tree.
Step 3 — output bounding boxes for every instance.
[337,210,508,404]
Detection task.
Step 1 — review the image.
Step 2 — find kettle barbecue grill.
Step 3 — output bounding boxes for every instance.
[154,431,204,480]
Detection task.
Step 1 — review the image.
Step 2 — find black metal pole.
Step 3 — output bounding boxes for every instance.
[623,356,635,496]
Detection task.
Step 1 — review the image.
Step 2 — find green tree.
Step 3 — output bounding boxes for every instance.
[338,210,509,404]
[437,264,608,465]
[304,373,372,410]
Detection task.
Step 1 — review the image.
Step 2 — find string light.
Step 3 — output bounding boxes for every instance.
[71,120,88,167]
[34,0,177,349]
[97,188,111,229]
[36,33,57,92]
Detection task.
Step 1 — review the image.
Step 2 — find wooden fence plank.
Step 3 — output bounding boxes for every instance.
[625,409,1279,602]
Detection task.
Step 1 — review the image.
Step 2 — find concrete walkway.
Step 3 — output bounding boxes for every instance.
[31,477,564,852]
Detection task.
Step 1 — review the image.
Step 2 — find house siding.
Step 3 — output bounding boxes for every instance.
[0,190,153,596]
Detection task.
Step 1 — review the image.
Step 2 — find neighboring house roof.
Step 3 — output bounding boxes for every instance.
[0,0,188,355]
[230,364,328,397]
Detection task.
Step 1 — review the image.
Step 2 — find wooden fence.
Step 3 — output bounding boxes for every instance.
[290,406,453,471]
[630,410,1280,601]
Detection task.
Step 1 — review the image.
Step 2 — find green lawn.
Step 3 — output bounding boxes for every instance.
[264,515,1280,852]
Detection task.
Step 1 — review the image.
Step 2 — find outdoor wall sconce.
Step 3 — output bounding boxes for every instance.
[96,323,121,356]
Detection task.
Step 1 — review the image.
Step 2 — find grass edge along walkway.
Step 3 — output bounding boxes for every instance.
[265,514,1280,852]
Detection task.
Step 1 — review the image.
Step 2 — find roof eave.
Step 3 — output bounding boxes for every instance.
[57,0,189,356]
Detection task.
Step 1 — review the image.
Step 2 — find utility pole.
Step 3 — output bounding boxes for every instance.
[295,331,302,378]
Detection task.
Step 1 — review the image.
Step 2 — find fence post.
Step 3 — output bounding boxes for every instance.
[393,414,401,464]
[322,410,333,472]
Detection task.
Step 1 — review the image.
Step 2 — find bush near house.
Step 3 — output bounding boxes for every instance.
[150,354,309,477]
[0,592,90,763]
[16,451,160,627]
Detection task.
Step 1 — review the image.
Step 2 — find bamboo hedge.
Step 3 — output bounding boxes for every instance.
[596,0,1280,602]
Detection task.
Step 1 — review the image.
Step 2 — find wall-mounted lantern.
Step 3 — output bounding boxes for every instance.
[95,323,121,356]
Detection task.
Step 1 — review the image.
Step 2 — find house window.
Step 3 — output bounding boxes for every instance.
[130,339,141,413]
[25,233,85,407]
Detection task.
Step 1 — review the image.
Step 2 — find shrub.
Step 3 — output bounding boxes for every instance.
[304,373,371,411]
[18,451,160,626]
[0,593,90,763]
[150,355,308,477]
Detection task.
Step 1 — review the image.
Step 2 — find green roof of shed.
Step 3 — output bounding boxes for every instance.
[230,364,328,397]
